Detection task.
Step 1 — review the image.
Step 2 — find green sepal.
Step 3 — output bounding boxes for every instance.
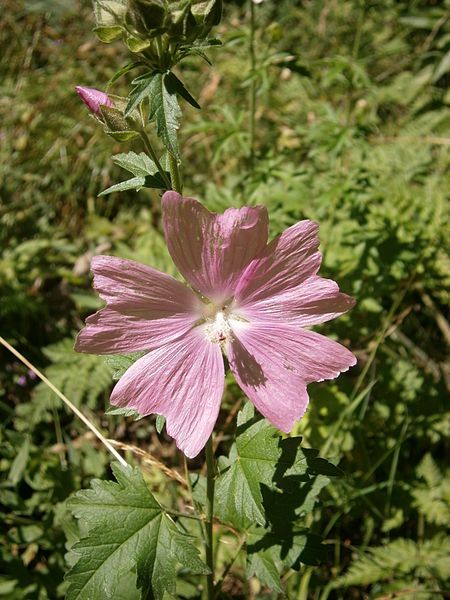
[93,25,124,42]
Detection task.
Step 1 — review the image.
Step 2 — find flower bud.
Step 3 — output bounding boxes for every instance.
[75,86,114,115]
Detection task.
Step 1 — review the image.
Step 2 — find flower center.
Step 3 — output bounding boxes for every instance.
[204,310,233,345]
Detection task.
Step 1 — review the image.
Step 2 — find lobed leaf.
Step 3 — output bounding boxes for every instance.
[65,464,208,600]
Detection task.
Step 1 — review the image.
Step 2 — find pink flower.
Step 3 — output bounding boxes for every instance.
[75,86,113,115]
[75,193,356,457]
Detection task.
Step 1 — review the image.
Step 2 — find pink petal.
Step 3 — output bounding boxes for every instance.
[75,308,197,354]
[75,86,113,115]
[162,192,269,303]
[110,329,225,458]
[237,275,355,326]
[227,321,356,433]
[75,255,202,354]
[234,220,321,307]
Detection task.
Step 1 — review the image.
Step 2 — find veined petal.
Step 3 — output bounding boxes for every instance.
[162,192,269,303]
[75,307,196,354]
[227,321,356,433]
[110,329,225,458]
[237,275,355,326]
[91,255,201,317]
[234,220,321,307]
[75,255,202,354]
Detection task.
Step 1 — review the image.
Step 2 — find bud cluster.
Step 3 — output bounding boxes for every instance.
[94,0,222,69]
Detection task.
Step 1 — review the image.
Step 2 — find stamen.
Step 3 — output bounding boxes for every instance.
[204,311,233,345]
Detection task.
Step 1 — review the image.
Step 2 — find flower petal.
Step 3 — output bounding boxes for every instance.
[234,220,321,307]
[237,275,355,326]
[75,255,202,354]
[227,321,356,433]
[110,329,225,458]
[162,192,269,303]
[75,308,197,354]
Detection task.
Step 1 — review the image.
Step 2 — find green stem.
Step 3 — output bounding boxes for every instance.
[140,130,171,189]
[168,153,183,194]
[249,0,256,170]
[205,436,215,600]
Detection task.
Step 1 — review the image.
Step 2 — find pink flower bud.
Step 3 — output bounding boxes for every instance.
[75,86,113,115]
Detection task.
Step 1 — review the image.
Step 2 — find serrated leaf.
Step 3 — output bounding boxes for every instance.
[147,73,182,159]
[125,73,181,158]
[99,176,147,195]
[100,152,169,194]
[164,72,200,110]
[66,464,209,600]
[112,151,157,177]
[215,403,340,529]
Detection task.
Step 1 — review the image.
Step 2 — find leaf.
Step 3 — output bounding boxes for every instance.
[215,403,341,530]
[66,463,209,600]
[99,152,169,194]
[8,436,30,485]
[156,415,166,434]
[125,72,181,158]
[433,49,450,82]
[98,176,147,195]
[147,73,182,159]
[112,151,158,177]
[109,62,144,86]
[103,352,146,381]
[164,72,200,110]
[32,338,112,414]
[246,528,327,593]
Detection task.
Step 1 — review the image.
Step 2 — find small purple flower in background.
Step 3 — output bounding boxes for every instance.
[17,375,27,387]
[75,86,113,115]
[76,193,356,457]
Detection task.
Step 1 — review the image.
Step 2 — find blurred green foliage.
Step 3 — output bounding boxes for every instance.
[0,0,449,598]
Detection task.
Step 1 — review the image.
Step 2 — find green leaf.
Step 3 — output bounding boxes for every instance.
[105,406,144,420]
[112,151,157,177]
[66,463,209,600]
[125,73,181,158]
[156,415,166,434]
[215,403,340,529]
[103,352,146,381]
[8,435,31,485]
[109,61,144,86]
[99,152,169,194]
[99,176,147,195]
[246,528,326,593]
[32,338,112,414]
[164,72,200,110]
[147,73,182,159]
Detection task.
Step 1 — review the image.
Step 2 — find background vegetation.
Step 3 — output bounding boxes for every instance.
[1,0,449,598]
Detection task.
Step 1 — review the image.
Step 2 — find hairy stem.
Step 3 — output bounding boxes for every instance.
[140,130,171,189]
[205,436,216,599]
[168,153,183,194]
[249,0,256,170]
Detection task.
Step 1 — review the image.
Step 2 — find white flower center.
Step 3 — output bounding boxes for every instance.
[204,310,233,345]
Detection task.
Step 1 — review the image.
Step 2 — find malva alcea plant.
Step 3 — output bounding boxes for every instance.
[76,193,356,458]
[67,1,357,597]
